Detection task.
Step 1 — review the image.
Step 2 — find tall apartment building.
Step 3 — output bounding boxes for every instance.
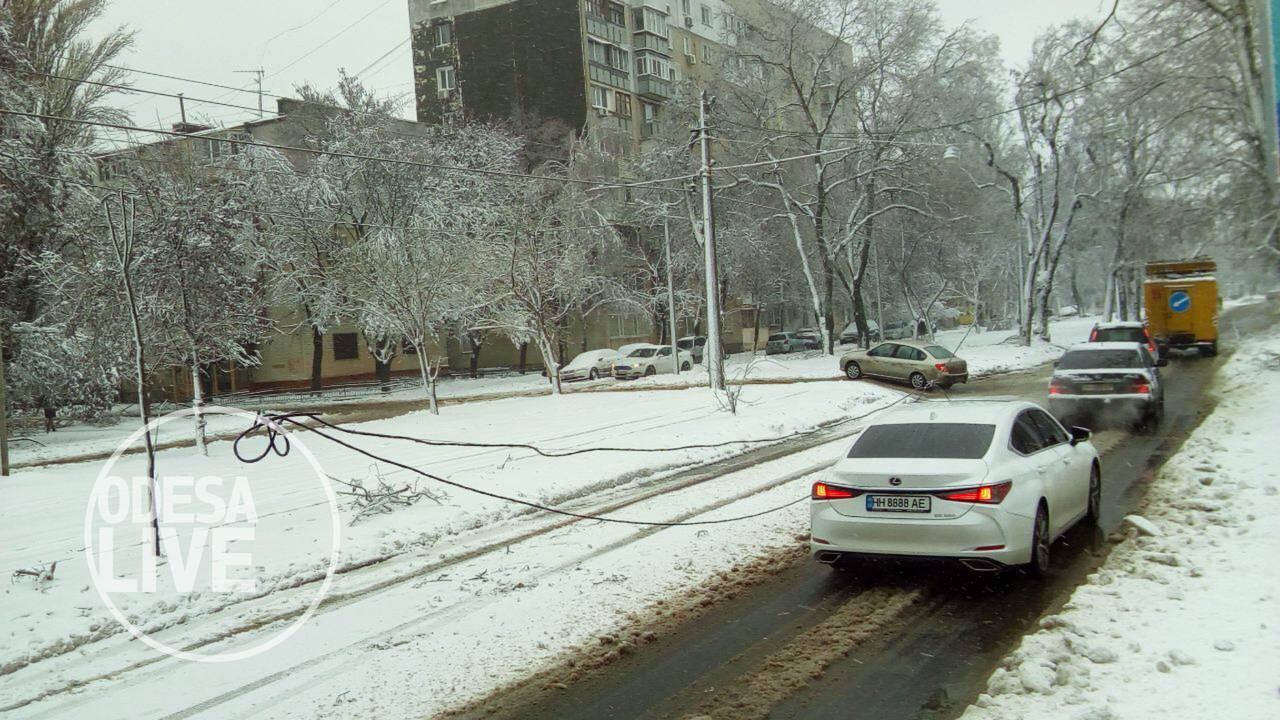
[408,0,745,149]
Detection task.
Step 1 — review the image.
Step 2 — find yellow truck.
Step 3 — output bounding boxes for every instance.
[1143,258,1220,357]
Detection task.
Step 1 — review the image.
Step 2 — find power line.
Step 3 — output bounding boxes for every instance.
[0,108,700,191]
[353,39,412,80]
[719,22,1223,141]
[232,397,914,527]
[268,0,401,80]
[102,63,285,100]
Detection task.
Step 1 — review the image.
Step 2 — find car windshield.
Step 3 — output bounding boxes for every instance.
[925,345,955,360]
[768,334,787,342]
[566,353,598,368]
[1094,327,1146,343]
[677,339,692,348]
[1058,349,1143,369]
[847,423,995,459]
[628,348,658,358]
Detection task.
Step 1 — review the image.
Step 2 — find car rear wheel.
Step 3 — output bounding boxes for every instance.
[1085,466,1102,526]
[845,361,863,380]
[681,361,691,371]
[1027,504,1051,577]
[909,372,929,390]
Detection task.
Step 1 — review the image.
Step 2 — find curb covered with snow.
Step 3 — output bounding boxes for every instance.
[961,327,1280,720]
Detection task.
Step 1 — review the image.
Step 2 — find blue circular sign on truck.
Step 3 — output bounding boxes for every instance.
[1169,291,1191,313]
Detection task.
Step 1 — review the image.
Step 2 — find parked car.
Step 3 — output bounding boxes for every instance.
[838,321,881,345]
[676,336,707,363]
[810,400,1101,575]
[794,328,823,350]
[1048,342,1166,432]
[839,340,968,390]
[617,343,650,358]
[612,344,695,379]
[881,320,913,340]
[1089,321,1160,362]
[559,349,620,382]
[765,332,808,355]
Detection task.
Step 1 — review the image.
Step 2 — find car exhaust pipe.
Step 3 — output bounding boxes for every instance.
[814,551,843,565]
[959,558,1002,572]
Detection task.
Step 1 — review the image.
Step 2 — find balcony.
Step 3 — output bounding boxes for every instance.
[632,33,671,55]
[589,63,631,90]
[585,15,627,44]
[636,75,672,100]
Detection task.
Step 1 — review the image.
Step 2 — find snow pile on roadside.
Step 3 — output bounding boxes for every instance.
[962,328,1280,720]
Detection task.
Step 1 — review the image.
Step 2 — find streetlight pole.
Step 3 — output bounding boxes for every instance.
[698,91,725,391]
[663,219,679,375]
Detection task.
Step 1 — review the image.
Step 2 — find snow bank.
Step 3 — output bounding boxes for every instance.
[961,327,1280,720]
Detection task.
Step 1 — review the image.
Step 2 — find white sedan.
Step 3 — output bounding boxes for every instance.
[612,344,695,380]
[810,400,1100,575]
[559,349,621,382]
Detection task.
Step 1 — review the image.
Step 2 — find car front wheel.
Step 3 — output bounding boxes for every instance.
[644,366,656,377]
[681,361,691,371]
[845,361,863,380]
[589,368,599,380]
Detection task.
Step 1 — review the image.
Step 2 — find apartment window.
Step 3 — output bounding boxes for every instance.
[700,42,711,62]
[589,0,625,26]
[701,4,712,26]
[590,84,615,111]
[643,101,658,122]
[634,7,668,36]
[433,21,453,47]
[615,91,632,118]
[682,0,691,17]
[636,54,671,78]
[436,65,457,93]
[333,333,359,361]
[588,38,628,71]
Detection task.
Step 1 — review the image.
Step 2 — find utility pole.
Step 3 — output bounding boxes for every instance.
[177,93,187,126]
[236,68,265,117]
[697,91,725,391]
[664,219,680,376]
[873,241,885,347]
[0,332,9,477]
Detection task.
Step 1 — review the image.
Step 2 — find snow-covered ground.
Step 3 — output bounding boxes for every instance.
[3,316,1096,468]
[0,316,1098,718]
[961,324,1280,720]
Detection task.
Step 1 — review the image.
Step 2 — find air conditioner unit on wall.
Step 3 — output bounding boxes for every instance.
[684,16,693,28]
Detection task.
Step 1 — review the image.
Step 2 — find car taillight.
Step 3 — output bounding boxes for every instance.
[1089,328,1098,341]
[1049,379,1069,395]
[937,481,1013,505]
[812,482,861,500]
[934,362,949,372]
[1131,378,1151,394]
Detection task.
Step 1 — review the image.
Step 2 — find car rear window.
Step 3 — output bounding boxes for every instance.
[768,334,787,341]
[629,348,657,358]
[1058,349,1143,369]
[1094,328,1145,343]
[847,423,995,460]
[925,345,955,360]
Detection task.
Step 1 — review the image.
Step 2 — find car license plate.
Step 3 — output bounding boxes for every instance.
[866,495,931,513]
[1083,383,1112,393]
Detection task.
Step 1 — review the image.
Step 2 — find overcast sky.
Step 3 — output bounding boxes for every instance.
[91,0,1112,146]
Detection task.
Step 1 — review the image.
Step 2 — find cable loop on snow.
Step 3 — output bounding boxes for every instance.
[230,390,922,527]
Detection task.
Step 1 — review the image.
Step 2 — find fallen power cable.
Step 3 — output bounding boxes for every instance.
[231,392,921,528]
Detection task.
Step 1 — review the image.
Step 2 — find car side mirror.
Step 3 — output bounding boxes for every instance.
[1069,426,1092,446]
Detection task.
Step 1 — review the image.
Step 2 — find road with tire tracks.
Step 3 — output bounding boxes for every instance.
[456,301,1277,720]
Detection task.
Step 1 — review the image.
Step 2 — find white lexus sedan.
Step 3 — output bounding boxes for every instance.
[810,401,1101,575]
